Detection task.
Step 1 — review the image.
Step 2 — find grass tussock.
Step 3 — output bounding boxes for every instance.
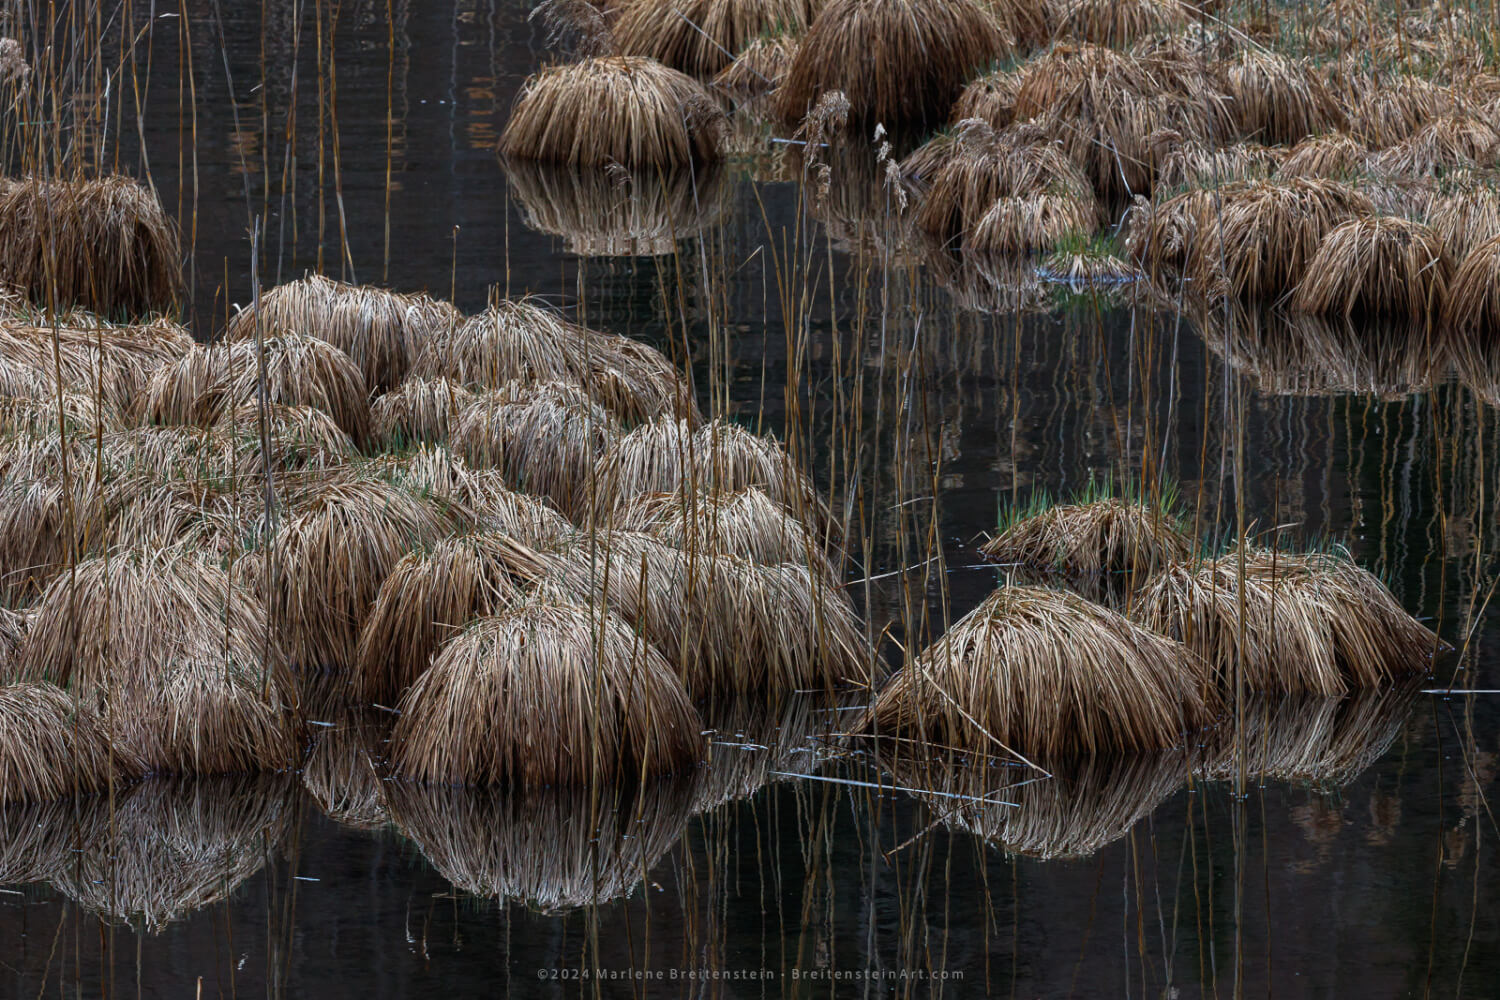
[1428,185,1500,262]
[610,485,838,581]
[226,274,460,393]
[1221,50,1342,146]
[950,67,1023,131]
[776,0,1009,133]
[0,176,180,317]
[1130,548,1442,697]
[15,547,301,774]
[354,532,550,703]
[1291,216,1452,321]
[410,298,700,426]
[386,777,696,908]
[613,0,811,78]
[593,416,829,535]
[1189,179,1375,299]
[966,194,1096,255]
[1346,76,1457,147]
[451,381,620,518]
[980,495,1190,601]
[500,56,725,168]
[1152,134,1286,191]
[141,334,372,445]
[857,586,1216,758]
[370,377,476,447]
[503,160,729,256]
[1276,133,1367,180]
[546,531,873,694]
[1442,234,1500,336]
[1050,0,1191,47]
[883,750,1188,860]
[270,478,472,672]
[0,682,146,803]
[0,475,101,605]
[1366,114,1500,179]
[712,35,800,96]
[0,314,192,417]
[388,596,704,786]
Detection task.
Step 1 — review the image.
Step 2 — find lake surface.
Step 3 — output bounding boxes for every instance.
[2,2,1498,996]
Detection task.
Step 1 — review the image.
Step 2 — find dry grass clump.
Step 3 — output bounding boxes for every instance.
[966,193,1096,255]
[0,315,192,416]
[593,416,829,534]
[980,496,1190,601]
[370,377,476,447]
[1347,76,1457,147]
[1291,216,1452,321]
[910,121,1098,248]
[1130,548,1441,696]
[354,532,549,702]
[217,402,358,474]
[0,683,145,803]
[0,389,118,438]
[614,0,810,78]
[1366,115,1500,179]
[610,485,837,581]
[270,478,472,671]
[1010,42,1230,200]
[1443,234,1500,336]
[1221,50,1342,145]
[0,475,102,605]
[951,67,1023,130]
[883,751,1188,859]
[547,531,872,694]
[776,0,1008,133]
[140,334,372,445]
[503,160,729,256]
[1276,133,1367,180]
[410,298,699,426]
[1190,179,1375,299]
[388,596,704,786]
[52,774,296,932]
[713,35,800,96]
[500,56,725,167]
[1040,245,1140,285]
[226,274,460,393]
[1050,0,1192,47]
[857,586,1215,758]
[451,381,620,517]
[15,547,301,774]
[386,777,695,908]
[0,176,180,317]
[1152,135,1285,191]
[0,607,24,669]
[1124,186,1218,272]
[1428,185,1500,262]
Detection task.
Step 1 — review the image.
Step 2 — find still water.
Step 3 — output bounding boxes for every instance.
[2,2,1498,996]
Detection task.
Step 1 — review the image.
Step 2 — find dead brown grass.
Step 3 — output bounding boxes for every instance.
[300,682,391,830]
[1291,216,1452,321]
[1347,76,1458,148]
[1366,114,1500,179]
[1130,548,1442,696]
[388,595,704,786]
[500,56,725,167]
[225,274,460,393]
[1221,50,1342,145]
[1442,233,1500,335]
[0,682,146,803]
[370,376,476,447]
[546,530,873,695]
[1428,184,1500,262]
[410,298,700,426]
[354,532,550,703]
[1051,0,1192,47]
[1152,135,1285,191]
[1276,133,1367,180]
[979,497,1190,601]
[451,381,621,519]
[0,474,102,605]
[712,35,799,96]
[15,547,301,774]
[0,176,180,317]
[614,0,811,78]
[270,478,472,672]
[776,0,1009,133]
[856,586,1216,758]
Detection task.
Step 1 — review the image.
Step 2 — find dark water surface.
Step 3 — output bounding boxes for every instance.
[3,2,1500,997]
